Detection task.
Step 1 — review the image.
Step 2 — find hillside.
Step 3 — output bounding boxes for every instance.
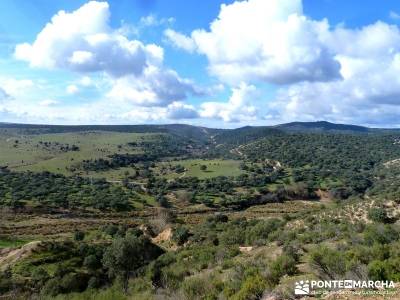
[1,121,400,299]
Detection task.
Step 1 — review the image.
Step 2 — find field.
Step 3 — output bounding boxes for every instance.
[0,130,157,179]
[159,159,245,179]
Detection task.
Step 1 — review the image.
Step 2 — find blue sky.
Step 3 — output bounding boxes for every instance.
[1,0,400,127]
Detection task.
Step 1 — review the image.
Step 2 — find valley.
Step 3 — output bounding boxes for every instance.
[0,121,400,299]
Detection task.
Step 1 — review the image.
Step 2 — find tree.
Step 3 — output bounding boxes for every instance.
[102,236,163,292]
[73,230,85,241]
[200,165,207,171]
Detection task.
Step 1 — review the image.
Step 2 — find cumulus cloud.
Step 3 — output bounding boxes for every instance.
[118,102,198,122]
[107,66,204,106]
[166,101,198,119]
[15,1,199,108]
[14,1,161,77]
[200,83,257,122]
[13,0,400,126]
[163,0,400,126]
[267,21,400,126]
[166,0,341,85]
[164,29,196,53]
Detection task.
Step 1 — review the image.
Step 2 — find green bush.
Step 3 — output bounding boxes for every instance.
[368,260,388,281]
[232,274,267,300]
[268,254,297,285]
[172,226,190,245]
[73,231,85,241]
[364,224,399,245]
[368,208,389,223]
[309,246,346,280]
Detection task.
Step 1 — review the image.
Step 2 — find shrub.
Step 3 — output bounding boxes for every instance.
[182,276,213,299]
[309,246,346,280]
[246,219,283,245]
[84,254,101,271]
[103,225,119,237]
[102,236,164,291]
[368,260,388,281]
[364,224,399,245]
[368,208,389,223]
[172,226,190,245]
[60,272,87,293]
[31,267,50,288]
[233,274,267,300]
[73,230,85,241]
[41,278,62,296]
[87,276,100,289]
[268,254,297,285]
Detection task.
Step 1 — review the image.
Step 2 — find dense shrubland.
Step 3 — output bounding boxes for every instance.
[2,124,400,299]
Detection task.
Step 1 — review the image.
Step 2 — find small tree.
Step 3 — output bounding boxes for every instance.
[368,208,389,223]
[102,236,163,292]
[200,165,207,171]
[172,226,190,245]
[73,230,85,241]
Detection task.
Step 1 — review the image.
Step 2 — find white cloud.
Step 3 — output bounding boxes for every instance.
[267,22,400,126]
[39,99,59,107]
[140,14,175,27]
[80,76,93,87]
[0,78,34,97]
[163,0,400,126]
[107,66,204,106]
[0,87,10,101]
[166,101,198,119]
[164,29,196,53]
[12,0,400,127]
[14,2,165,78]
[200,83,257,122]
[66,84,79,95]
[167,0,341,85]
[390,11,400,21]
[15,1,200,109]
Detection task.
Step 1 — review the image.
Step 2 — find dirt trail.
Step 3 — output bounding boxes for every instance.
[151,227,172,244]
[106,180,147,192]
[0,241,42,271]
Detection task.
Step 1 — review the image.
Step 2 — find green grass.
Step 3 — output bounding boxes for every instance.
[0,238,29,248]
[159,159,245,179]
[0,131,158,179]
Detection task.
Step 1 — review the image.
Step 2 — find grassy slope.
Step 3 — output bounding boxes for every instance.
[0,130,157,178]
[160,159,245,179]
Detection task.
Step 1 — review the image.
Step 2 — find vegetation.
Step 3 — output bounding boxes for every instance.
[1,122,400,299]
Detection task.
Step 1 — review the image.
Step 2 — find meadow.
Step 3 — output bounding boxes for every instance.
[158,159,245,179]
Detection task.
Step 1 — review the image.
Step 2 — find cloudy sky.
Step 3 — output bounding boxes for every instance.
[2,0,400,127]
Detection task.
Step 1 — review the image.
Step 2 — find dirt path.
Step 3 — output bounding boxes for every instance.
[0,241,42,271]
[106,180,147,192]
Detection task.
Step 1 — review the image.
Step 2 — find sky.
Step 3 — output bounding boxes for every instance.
[2,0,400,127]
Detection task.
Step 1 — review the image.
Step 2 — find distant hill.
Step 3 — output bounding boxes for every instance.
[1,121,398,140]
[273,121,370,133]
[0,122,221,141]
[213,126,282,146]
